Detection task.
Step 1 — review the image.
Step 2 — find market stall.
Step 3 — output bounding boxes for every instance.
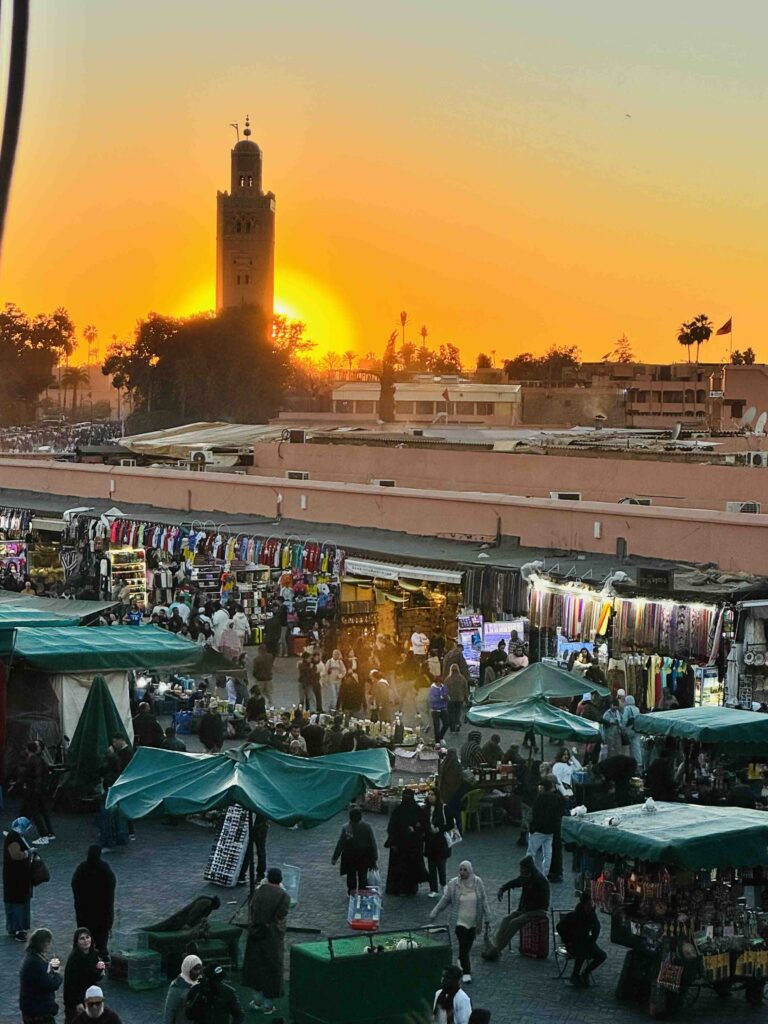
[472,661,610,705]
[633,706,768,754]
[563,801,768,1014]
[468,694,601,743]
[0,594,120,623]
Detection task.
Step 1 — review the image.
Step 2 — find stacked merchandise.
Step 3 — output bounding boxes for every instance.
[109,548,147,606]
[204,805,249,887]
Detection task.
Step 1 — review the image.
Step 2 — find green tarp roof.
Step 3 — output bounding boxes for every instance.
[0,594,118,622]
[467,694,601,741]
[562,801,768,870]
[106,744,392,826]
[0,606,79,628]
[633,706,768,751]
[65,675,131,789]
[472,662,610,705]
[11,624,224,672]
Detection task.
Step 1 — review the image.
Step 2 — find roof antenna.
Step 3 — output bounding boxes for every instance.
[229,121,239,143]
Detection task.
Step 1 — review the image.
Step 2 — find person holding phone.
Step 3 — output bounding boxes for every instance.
[19,927,62,1024]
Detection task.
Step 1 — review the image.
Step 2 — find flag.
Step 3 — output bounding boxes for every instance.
[441,389,450,402]
[716,318,732,336]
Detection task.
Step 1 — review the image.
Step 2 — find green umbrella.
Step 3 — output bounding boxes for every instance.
[467,694,601,742]
[65,675,131,789]
[472,661,610,705]
[633,706,768,753]
[105,743,391,825]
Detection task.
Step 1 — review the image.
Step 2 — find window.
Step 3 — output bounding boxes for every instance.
[244,274,250,285]
[395,401,414,414]
[248,175,253,187]
[550,491,582,501]
[696,389,706,403]
[236,274,241,285]
[236,220,242,233]
[245,221,251,233]
[335,400,351,413]
[355,400,375,413]
[455,401,474,415]
[476,402,494,415]
[664,391,683,404]
[415,401,434,415]
[239,175,245,188]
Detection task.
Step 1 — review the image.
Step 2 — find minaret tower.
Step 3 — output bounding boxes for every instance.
[215,116,275,317]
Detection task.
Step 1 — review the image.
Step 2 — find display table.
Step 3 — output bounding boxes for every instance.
[139,924,242,977]
[290,928,451,1024]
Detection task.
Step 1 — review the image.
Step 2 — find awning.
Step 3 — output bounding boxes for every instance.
[30,516,66,533]
[0,606,79,628]
[633,706,768,751]
[344,556,463,585]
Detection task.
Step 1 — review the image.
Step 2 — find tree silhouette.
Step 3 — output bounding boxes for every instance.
[476,352,492,369]
[378,331,398,423]
[342,349,356,371]
[399,310,409,349]
[61,365,89,413]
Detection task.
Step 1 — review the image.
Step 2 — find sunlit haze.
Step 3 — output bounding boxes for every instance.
[1,1,766,364]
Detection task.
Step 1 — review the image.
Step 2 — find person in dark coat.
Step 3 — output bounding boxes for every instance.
[438,748,467,819]
[385,789,428,896]
[71,985,123,1023]
[132,703,164,747]
[19,741,55,840]
[423,790,454,897]
[19,927,62,1022]
[185,964,244,1023]
[301,715,326,757]
[242,868,291,1014]
[481,855,550,961]
[3,816,35,940]
[337,671,365,715]
[63,928,105,1022]
[198,709,224,753]
[331,806,378,892]
[557,890,607,987]
[71,846,116,961]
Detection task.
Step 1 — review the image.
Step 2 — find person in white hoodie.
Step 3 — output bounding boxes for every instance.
[324,649,346,710]
[163,954,202,1024]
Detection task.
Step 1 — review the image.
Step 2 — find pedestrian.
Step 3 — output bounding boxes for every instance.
[19,741,55,844]
[4,816,36,940]
[442,640,471,684]
[480,734,505,768]
[551,747,581,801]
[423,791,454,898]
[275,596,289,658]
[132,702,164,748]
[250,644,275,705]
[601,700,624,758]
[370,670,396,724]
[322,715,345,755]
[231,604,251,646]
[71,847,116,962]
[621,694,643,765]
[100,735,134,846]
[324,649,346,710]
[185,964,243,1023]
[385,789,428,896]
[19,927,62,1024]
[301,714,326,757]
[331,806,378,894]
[297,652,321,712]
[429,861,491,983]
[527,778,563,879]
[459,731,484,770]
[162,727,187,752]
[70,984,123,1022]
[438,748,466,820]
[481,855,550,962]
[242,868,291,1015]
[198,708,224,754]
[431,963,472,1023]
[428,678,449,741]
[338,670,365,716]
[63,929,105,1023]
[163,954,202,1024]
[410,628,430,663]
[237,814,269,887]
[444,664,468,733]
[556,890,607,987]
[245,685,267,728]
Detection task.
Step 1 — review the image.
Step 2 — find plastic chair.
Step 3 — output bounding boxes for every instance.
[478,797,497,831]
[460,789,484,833]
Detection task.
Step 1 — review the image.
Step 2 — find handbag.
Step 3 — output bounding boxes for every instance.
[481,923,496,959]
[444,827,462,848]
[30,854,50,887]
[368,867,382,890]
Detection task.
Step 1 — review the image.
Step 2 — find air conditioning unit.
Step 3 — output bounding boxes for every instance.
[372,478,396,487]
[288,429,306,444]
[286,470,310,480]
[746,452,768,468]
[118,458,136,467]
[726,501,762,514]
[550,491,582,501]
[619,497,652,506]
[189,449,213,466]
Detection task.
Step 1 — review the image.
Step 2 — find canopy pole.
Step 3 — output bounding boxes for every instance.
[540,734,544,761]
[248,809,256,896]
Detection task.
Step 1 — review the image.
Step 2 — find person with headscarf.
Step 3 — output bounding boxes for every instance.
[3,816,35,940]
[429,860,492,983]
[385,789,428,896]
[621,694,643,765]
[185,963,244,1023]
[438,749,466,819]
[163,954,202,1024]
[242,868,291,1014]
[432,964,472,1023]
[324,649,346,710]
[71,846,116,961]
[460,732,484,771]
[601,699,624,758]
[444,663,469,734]
[64,928,105,1023]
[481,855,550,962]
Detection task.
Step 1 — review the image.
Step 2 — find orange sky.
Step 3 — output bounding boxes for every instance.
[1,1,766,365]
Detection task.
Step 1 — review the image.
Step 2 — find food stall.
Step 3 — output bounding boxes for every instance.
[472,661,610,705]
[563,801,768,1015]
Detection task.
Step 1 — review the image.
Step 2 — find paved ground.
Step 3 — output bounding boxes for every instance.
[0,658,762,1023]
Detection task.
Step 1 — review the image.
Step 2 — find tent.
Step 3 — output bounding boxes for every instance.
[472,662,609,705]
[0,594,119,622]
[64,675,131,789]
[467,694,601,742]
[562,801,768,870]
[106,744,391,826]
[0,606,79,628]
[633,706,768,753]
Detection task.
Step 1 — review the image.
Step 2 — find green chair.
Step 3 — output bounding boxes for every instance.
[460,789,484,833]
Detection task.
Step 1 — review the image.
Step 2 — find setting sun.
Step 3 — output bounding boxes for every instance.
[275,267,356,358]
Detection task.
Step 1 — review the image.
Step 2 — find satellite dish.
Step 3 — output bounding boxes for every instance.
[742,406,757,427]
[670,422,682,441]
[755,412,768,436]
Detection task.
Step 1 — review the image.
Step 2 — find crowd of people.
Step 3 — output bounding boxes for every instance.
[0,421,122,455]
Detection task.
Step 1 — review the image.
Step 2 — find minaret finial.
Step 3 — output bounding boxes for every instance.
[243,115,251,138]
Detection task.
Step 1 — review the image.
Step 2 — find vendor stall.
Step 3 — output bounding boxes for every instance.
[633,706,768,754]
[472,661,610,705]
[563,801,768,1014]
[468,694,601,743]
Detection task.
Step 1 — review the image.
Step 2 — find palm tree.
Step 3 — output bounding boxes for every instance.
[322,351,341,373]
[342,349,356,371]
[399,310,409,349]
[688,313,713,364]
[61,366,90,414]
[677,322,694,363]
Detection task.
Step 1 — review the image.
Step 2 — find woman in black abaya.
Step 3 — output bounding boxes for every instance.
[385,789,428,896]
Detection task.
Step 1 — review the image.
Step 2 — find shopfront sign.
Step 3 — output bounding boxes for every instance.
[344,556,463,585]
[635,567,673,592]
